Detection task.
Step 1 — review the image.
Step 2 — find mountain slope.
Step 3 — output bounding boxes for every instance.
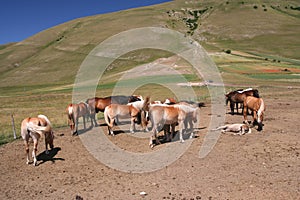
[0,0,299,88]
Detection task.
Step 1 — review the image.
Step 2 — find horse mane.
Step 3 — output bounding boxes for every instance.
[174,104,198,113]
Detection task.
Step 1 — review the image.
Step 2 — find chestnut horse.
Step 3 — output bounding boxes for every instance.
[226,88,260,115]
[66,102,91,135]
[103,99,147,135]
[21,114,54,166]
[146,104,199,148]
[86,95,141,126]
[243,96,266,131]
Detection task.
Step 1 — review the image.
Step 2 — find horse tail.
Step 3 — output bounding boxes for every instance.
[38,114,52,128]
[142,96,151,111]
[27,123,52,134]
[104,106,111,127]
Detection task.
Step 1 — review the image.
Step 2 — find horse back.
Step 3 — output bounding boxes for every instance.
[20,117,49,139]
[244,96,261,111]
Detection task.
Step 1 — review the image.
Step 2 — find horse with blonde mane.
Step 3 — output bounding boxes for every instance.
[104,97,147,135]
[20,114,54,166]
[86,95,142,126]
[226,88,260,115]
[66,102,91,135]
[146,103,199,148]
[243,96,266,131]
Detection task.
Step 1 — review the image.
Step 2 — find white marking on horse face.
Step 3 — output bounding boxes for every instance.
[257,110,262,123]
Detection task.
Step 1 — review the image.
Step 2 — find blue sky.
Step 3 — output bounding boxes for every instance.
[0,0,171,45]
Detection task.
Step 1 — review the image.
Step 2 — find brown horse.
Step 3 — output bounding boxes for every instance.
[104,99,147,135]
[21,114,54,166]
[146,104,199,148]
[86,95,141,126]
[66,102,91,135]
[226,88,260,115]
[243,96,266,131]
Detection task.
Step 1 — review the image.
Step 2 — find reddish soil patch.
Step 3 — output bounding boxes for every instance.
[0,89,299,199]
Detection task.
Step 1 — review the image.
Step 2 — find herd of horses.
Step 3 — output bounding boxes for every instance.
[21,88,265,166]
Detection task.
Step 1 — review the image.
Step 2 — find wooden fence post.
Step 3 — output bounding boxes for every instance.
[11,114,17,139]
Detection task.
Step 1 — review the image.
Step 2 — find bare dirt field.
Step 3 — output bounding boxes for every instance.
[0,88,299,200]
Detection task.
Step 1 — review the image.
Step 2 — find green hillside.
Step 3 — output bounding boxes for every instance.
[0,0,299,88]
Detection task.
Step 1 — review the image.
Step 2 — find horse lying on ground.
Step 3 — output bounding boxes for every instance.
[86,95,141,126]
[145,103,200,148]
[21,114,54,166]
[66,102,91,135]
[226,88,259,115]
[213,123,251,135]
[104,97,148,135]
[243,96,266,131]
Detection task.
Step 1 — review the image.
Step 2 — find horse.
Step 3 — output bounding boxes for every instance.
[20,114,54,166]
[213,123,251,135]
[146,103,199,148]
[66,102,91,135]
[145,99,203,141]
[103,98,148,135]
[243,96,266,131]
[225,88,260,115]
[86,95,141,126]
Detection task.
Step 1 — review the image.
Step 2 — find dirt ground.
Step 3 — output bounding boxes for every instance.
[0,88,299,200]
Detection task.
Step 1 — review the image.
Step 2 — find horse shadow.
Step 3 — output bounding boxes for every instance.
[156,126,207,145]
[37,147,64,166]
[76,125,94,135]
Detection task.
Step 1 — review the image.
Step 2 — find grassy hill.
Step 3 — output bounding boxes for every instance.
[0,0,299,144]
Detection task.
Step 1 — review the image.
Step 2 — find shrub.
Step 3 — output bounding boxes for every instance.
[225,49,231,54]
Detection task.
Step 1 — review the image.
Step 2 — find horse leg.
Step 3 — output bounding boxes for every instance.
[91,113,98,127]
[170,123,176,141]
[130,117,136,133]
[83,116,86,130]
[24,139,30,164]
[150,126,160,148]
[243,105,249,125]
[178,121,184,143]
[163,124,170,142]
[230,102,235,115]
[189,120,194,139]
[32,139,38,166]
[45,136,49,155]
[108,118,115,136]
[235,102,239,114]
[73,119,78,136]
[252,111,258,126]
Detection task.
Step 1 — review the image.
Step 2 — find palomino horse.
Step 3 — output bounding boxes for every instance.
[243,96,266,131]
[66,102,91,135]
[146,103,199,148]
[86,95,141,126]
[21,114,54,166]
[104,98,147,135]
[226,88,260,115]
